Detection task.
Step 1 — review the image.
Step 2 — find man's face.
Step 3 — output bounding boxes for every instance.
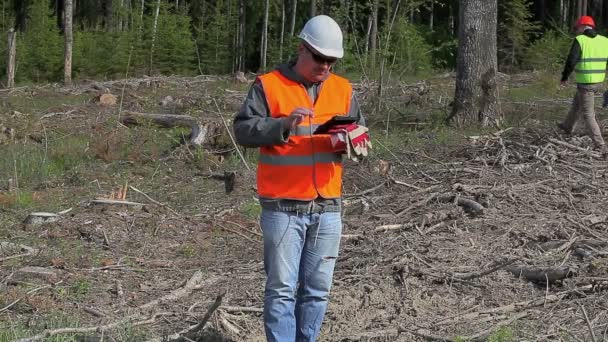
[296,43,338,83]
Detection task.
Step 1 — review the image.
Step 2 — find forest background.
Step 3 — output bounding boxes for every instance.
[0,0,599,84]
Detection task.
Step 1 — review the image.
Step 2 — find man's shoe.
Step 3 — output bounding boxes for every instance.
[557,122,572,134]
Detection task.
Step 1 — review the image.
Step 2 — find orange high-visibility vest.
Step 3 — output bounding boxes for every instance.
[257,70,352,200]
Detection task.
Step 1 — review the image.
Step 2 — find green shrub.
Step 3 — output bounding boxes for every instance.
[524,30,572,72]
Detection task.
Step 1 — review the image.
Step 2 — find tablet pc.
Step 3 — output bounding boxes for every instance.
[313,115,357,134]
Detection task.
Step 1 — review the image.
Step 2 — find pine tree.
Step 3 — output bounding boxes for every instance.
[498,0,540,68]
[19,0,63,82]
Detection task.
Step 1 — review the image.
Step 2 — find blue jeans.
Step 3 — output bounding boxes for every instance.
[261,208,342,342]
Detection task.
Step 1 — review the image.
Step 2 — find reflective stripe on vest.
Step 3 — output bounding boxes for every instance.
[257,70,352,201]
[575,35,608,83]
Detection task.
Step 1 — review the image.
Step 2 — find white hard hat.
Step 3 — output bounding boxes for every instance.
[298,15,344,58]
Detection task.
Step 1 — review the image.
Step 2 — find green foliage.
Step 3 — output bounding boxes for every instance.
[197,0,236,74]
[387,18,433,77]
[488,327,515,342]
[0,135,90,191]
[240,198,262,219]
[499,0,541,68]
[18,0,63,82]
[524,30,572,72]
[73,31,136,79]
[71,278,91,298]
[149,5,197,75]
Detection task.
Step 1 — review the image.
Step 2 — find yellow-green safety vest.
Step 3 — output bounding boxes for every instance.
[575,34,608,83]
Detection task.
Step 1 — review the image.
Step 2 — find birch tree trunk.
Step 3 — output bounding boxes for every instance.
[280,0,285,61]
[364,15,372,64]
[310,0,316,17]
[149,0,161,75]
[261,0,269,71]
[290,0,298,36]
[448,0,500,127]
[6,29,16,88]
[370,0,378,70]
[64,0,73,85]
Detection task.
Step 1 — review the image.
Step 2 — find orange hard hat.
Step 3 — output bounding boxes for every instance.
[576,16,596,28]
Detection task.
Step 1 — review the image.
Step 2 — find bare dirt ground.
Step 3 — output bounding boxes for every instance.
[0,74,607,342]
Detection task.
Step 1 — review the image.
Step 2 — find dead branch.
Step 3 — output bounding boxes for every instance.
[220,305,264,314]
[146,292,225,342]
[578,302,599,342]
[402,311,528,341]
[128,185,179,216]
[183,291,225,339]
[217,224,261,243]
[15,312,172,342]
[91,199,145,207]
[139,271,213,311]
[548,137,602,159]
[374,223,415,232]
[452,258,519,281]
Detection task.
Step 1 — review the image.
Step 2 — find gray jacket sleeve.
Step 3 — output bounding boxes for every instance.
[348,95,366,126]
[233,80,289,147]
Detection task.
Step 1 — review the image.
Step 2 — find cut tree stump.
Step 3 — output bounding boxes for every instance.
[97,93,117,106]
[120,111,219,146]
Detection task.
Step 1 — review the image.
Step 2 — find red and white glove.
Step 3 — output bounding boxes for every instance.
[326,123,357,155]
[347,125,372,157]
[325,123,371,160]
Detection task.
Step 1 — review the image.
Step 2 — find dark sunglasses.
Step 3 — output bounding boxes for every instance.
[304,44,337,65]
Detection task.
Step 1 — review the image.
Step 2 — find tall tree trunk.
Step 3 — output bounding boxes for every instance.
[363,14,371,64]
[449,2,455,35]
[238,0,246,71]
[175,0,179,11]
[118,0,124,31]
[560,0,565,28]
[261,0,269,71]
[125,0,131,31]
[429,0,434,31]
[6,29,16,88]
[104,0,113,31]
[582,0,588,15]
[139,0,145,37]
[577,0,583,17]
[370,0,378,71]
[280,0,285,61]
[448,0,500,127]
[310,0,316,17]
[290,0,297,36]
[149,0,161,75]
[64,0,73,85]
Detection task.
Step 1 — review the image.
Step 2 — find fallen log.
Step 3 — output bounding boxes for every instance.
[120,111,210,146]
[506,265,574,283]
[437,195,484,216]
